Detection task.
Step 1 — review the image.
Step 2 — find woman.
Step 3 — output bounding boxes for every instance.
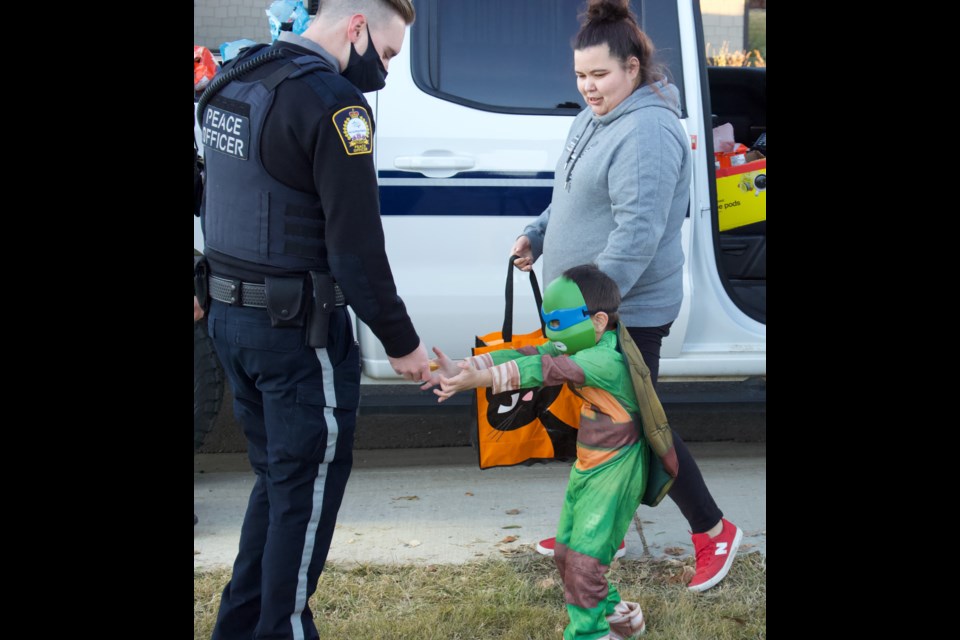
[511,0,742,600]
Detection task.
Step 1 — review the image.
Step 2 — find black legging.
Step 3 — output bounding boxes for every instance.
[628,323,723,534]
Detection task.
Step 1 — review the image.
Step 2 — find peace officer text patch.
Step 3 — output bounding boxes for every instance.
[202,100,250,160]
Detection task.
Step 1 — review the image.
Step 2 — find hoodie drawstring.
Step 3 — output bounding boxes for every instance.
[564,119,601,192]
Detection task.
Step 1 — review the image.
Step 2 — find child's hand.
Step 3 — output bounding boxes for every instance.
[432,346,461,377]
[418,346,461,391]
[434,364,491,403]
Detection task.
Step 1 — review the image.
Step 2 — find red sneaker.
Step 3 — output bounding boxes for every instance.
[535,537,626,559]
[687,518,743,592]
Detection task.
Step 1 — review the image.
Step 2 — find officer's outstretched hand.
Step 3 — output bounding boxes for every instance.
[194,296,205,322]
[511,235,534,272]
[388,341,432,384]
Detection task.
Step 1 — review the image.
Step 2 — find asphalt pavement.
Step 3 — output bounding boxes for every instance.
[194,441,765,570]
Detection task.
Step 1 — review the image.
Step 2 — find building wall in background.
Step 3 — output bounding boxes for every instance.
[700,0,747,53]
[195,0,273,51]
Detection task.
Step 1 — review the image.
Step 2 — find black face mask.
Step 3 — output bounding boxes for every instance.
[342,25,387,93]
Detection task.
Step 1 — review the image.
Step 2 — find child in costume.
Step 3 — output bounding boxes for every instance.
[430,264,649,640]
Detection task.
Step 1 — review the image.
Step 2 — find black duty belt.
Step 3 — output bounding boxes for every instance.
[209,275,346,308]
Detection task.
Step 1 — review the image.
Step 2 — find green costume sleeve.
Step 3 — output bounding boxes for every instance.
[486,342,557,365]
[479,333,638,414]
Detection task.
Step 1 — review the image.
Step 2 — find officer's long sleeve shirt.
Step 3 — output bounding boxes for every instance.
[251,42,420,359]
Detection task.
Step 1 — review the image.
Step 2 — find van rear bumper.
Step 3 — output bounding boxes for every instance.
[357,376,765,414]
[354,377,766,448]
[198,377,765,453]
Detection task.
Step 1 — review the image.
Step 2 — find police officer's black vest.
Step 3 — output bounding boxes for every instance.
[200,49,354,276]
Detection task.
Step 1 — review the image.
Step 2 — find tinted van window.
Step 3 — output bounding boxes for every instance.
[410,0,684,116]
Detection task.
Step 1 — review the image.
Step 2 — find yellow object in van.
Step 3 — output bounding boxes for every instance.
[717,159,766,231]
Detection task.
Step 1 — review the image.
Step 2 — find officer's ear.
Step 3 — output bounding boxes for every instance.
[347,13,366,44]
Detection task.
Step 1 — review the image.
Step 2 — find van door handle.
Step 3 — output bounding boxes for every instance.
[393,153,475,178]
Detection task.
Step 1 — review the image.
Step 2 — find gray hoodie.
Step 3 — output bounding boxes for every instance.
[523,79,691,328]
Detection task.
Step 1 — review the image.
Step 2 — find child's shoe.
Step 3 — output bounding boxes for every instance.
[606,600,646,639]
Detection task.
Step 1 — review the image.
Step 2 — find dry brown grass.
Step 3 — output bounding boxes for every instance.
[706,42,767,67]
[195,548,765,639]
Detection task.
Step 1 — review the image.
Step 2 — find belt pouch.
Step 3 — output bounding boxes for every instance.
[194,255,210,314]
[264,275,308,328]
[307,271,335,348]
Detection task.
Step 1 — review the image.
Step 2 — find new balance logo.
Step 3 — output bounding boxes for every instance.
[715,542,728,556]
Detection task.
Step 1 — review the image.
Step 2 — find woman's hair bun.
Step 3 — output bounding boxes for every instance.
[585,0,631,23]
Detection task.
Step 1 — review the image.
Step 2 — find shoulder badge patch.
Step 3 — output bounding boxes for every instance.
[332,106,372,156]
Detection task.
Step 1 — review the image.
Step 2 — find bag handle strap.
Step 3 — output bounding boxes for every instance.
[503,255,544,341]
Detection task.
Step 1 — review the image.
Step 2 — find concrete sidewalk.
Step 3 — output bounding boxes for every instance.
[194,441,765,570]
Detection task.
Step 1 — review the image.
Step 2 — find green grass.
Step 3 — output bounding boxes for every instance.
[748,9,766,60]
[195,551,766,639]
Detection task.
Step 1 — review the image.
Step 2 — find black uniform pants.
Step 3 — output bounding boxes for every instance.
[207,302,360,640]
[627,323,724,534]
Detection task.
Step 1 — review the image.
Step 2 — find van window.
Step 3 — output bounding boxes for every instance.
[410,0,684,116]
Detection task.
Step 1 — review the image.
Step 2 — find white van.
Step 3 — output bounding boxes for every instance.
[194,0,765,440]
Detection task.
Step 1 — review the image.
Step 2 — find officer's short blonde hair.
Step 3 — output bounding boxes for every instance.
[320,0,416,26]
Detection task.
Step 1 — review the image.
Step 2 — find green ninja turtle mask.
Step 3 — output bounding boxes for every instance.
[540,276,596,355]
